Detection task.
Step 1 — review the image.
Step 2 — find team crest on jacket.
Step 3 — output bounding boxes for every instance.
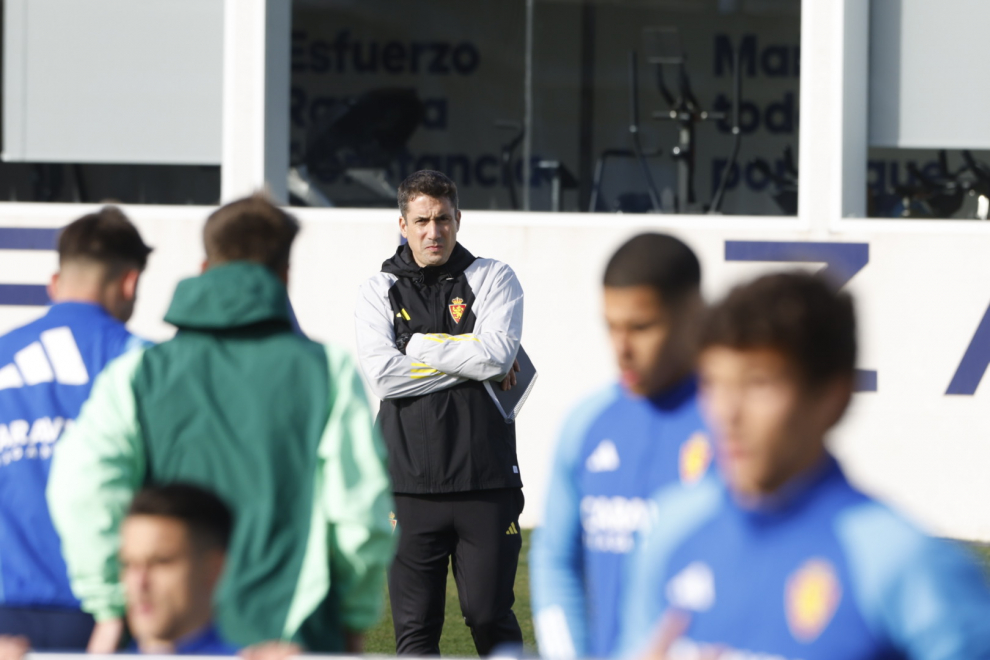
[679,431,713,484]
[785,558,842,643]
[449,297,467,323]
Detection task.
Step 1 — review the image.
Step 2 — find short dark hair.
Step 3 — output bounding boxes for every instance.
[58,206,152,271]
[603,233,701,304]
[397,170,458,217]
[700,271,857,387]
[127,483,234,552]
[203,194,300,273]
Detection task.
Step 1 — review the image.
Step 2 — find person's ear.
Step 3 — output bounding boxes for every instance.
[455,209,462,231]
[121,269,141,302]
[201,259,209,274]
[399,216,409,238]
[47,272,60,303]
[277,264,289,286]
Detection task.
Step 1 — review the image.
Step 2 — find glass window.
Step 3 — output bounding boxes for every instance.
[866,1,990,220]
[289,0,801,215]
[867,149,990,220]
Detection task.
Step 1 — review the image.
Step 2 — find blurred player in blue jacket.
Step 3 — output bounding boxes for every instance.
[0,208,151,649]
[530,234,711,659]
[1,484,241,657]
[620,272,990,660]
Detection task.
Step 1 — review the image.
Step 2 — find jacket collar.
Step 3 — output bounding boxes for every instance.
[381,243,477,282]
[163,261,291,331]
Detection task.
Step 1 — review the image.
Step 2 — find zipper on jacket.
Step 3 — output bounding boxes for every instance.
[424,278,445,489]
[433,279,444,331]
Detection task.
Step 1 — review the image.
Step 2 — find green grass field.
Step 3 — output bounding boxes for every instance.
[366,531,990,657]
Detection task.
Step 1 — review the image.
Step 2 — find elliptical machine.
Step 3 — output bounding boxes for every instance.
[588,27,743,214]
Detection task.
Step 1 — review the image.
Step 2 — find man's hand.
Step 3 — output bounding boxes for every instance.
[0,636,29,660]
[344,630,365,654]
[88,617,124,654]
[395,333,412,355]
[240,641,303,660]
[500,359,521,391]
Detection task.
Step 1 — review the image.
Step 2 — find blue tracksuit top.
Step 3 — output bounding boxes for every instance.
[126,624,239,655]
[0,302,146,609]
[619,456,990,660]
[530,376,713,659]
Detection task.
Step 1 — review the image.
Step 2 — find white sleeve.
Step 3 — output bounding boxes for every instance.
[405,261,523,382]
[354,274,467,400]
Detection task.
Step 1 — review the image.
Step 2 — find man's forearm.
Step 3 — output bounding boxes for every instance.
[365,358,469,399]
[405,332,518,382]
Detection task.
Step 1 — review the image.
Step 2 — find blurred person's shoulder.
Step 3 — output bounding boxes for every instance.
[834,489,979,586]
[557,383,625,449]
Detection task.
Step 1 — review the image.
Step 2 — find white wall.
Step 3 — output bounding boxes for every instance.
[5,203,990,539]
[2,0,223,164]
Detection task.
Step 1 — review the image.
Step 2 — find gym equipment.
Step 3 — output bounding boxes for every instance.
[588,52,664,213]
[588,28,743,214]
[645,27,742,214]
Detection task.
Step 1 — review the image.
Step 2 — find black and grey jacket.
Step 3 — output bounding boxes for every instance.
[355,243,524,494]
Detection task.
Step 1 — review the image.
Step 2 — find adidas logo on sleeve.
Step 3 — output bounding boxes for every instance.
[1,326,94,466]
[0,327,90,390]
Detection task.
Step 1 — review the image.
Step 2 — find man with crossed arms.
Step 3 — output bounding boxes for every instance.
[355,170,525,656]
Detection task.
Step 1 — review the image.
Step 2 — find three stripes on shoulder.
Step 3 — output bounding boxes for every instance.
[0,327,90,390]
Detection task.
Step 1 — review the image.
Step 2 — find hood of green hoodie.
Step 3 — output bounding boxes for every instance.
[164,261,290,331]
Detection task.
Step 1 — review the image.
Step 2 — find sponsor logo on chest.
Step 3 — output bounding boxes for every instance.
[580,494,655,553]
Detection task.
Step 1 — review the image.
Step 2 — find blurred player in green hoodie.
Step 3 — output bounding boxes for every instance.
[47,195,395,653]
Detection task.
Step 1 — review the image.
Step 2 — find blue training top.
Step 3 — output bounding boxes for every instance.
[0,302,147,610]
[126,623,239,655]
[530,377,713,659]
[619,456,990,660]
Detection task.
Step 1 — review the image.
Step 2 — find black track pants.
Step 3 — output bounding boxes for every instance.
[389,488,525,656]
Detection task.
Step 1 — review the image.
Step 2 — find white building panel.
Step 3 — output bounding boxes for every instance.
[2,0,223,164]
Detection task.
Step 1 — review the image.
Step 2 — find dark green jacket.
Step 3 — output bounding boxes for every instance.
[48,262,395,651]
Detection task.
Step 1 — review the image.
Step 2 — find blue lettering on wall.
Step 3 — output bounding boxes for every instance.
[0,228,59,250]
[946,306,990,395]
[0,285,49,306]
[724,240,875,392]
[0,228,58,306]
